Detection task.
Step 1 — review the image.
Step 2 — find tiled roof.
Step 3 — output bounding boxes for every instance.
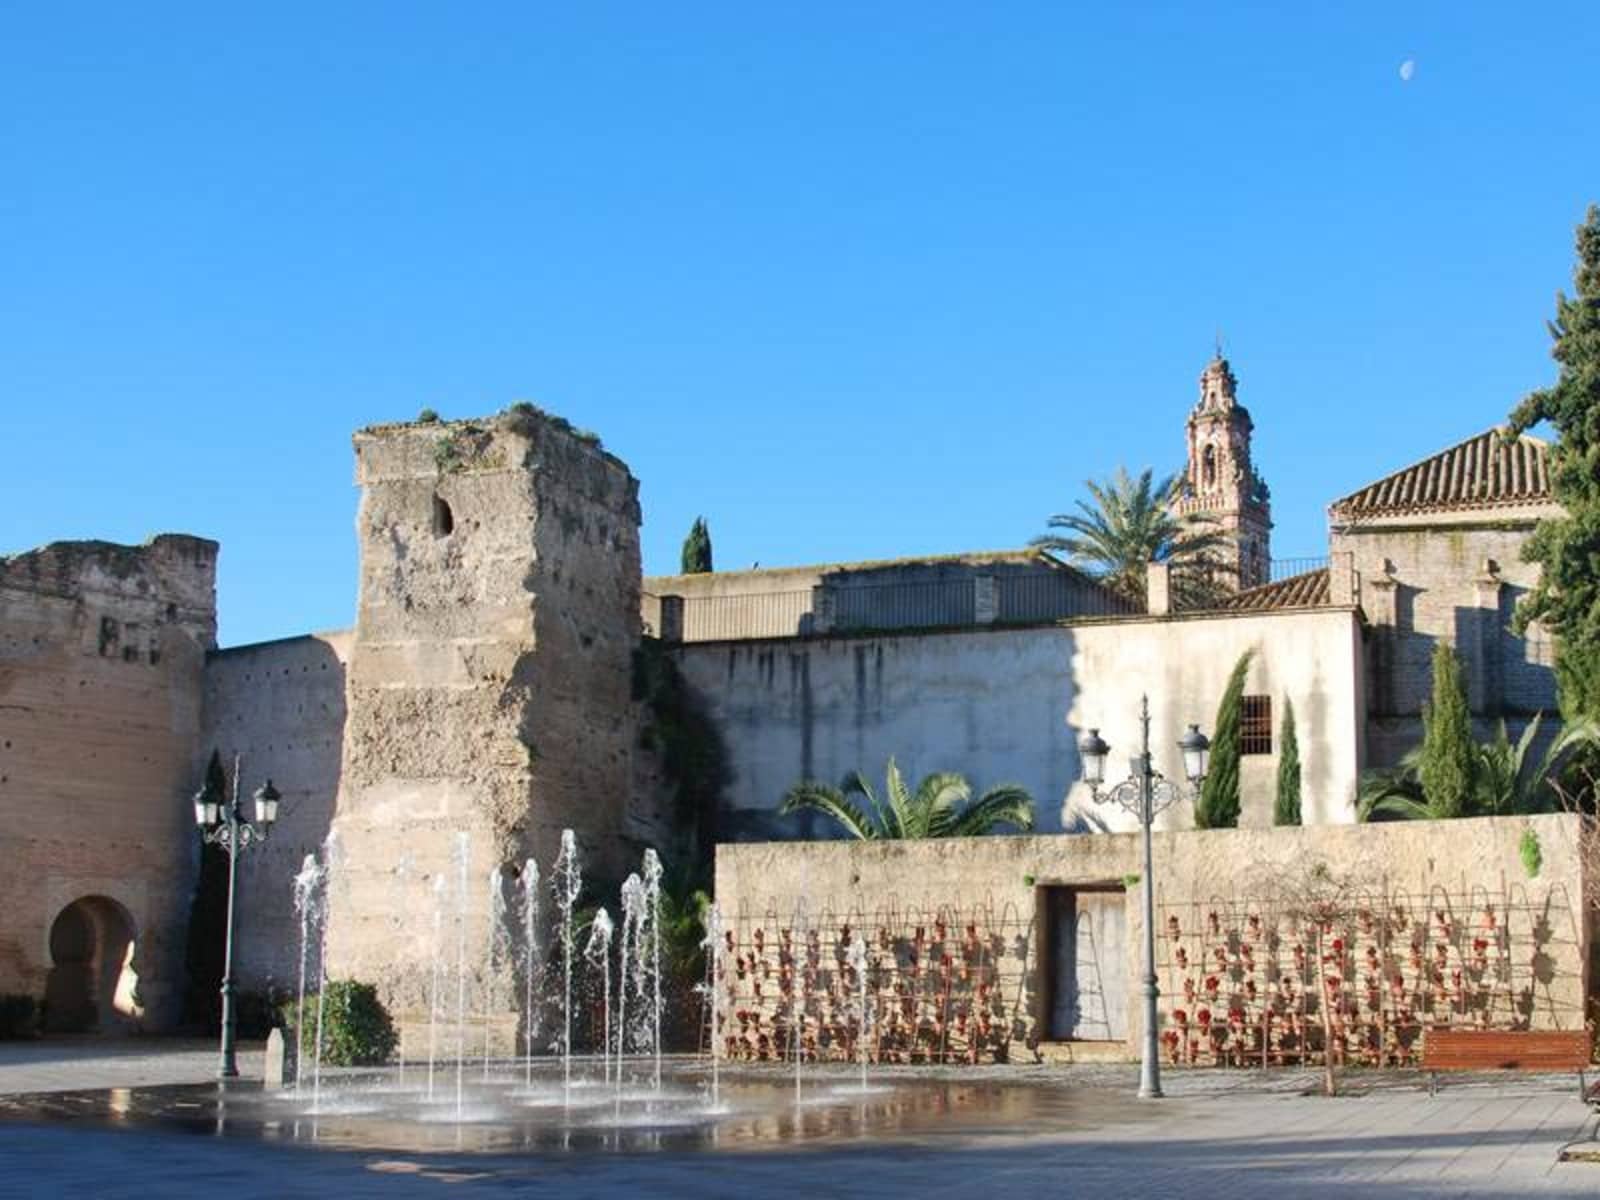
[1216,567,1330,612]
[1329,429,1551,521]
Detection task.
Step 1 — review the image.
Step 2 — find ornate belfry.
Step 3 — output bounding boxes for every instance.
[1170,354,1272,590]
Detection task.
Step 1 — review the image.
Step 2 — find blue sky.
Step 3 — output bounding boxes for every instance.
[3,3,1596,646]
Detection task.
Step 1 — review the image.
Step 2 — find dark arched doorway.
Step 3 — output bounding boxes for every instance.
[45,896,138,1033]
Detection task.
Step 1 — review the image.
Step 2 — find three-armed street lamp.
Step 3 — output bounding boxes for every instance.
[193,755,280,1079]
[1077,696,1209,1100]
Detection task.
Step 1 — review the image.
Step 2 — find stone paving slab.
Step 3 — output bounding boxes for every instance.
[0,1040,1593,1198]
[0,1037,264,1095]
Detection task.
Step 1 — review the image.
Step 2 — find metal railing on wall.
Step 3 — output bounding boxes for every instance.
[1269,556,1329,582]
[646,571,1141,643]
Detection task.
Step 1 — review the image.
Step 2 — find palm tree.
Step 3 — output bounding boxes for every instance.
[780,758,1034,840]
[1357,714,1597,821]
[1031,466,1237,609]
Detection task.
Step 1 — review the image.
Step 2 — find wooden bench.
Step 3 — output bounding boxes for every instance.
[1423,1028,1594,1101]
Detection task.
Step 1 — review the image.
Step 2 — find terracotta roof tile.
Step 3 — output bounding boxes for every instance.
[1329,429,1551,520]
[1215,567,1330,612]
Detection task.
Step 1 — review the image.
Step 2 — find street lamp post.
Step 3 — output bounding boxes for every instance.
[1076,695,1209,1100]
[193,754,279,1079]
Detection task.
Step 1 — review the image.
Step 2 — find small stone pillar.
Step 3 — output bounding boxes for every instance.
[1329,551,1357,607]
[974,574,999,625]
[1468,559,1504,715]
[1366,560,1399,716]
[810,586,834,635]
[263,1027,288,1088]
[658,594,685,644]
[1146,562,1172,616]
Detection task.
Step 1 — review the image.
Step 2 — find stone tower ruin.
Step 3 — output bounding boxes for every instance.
[1172,354,1272,589]
[320,408,642,1033]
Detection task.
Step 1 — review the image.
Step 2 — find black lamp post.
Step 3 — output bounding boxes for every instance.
[193,754,279,1079]
[1077,695,1208,1100]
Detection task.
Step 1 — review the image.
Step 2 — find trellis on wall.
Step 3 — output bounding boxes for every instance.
[717,897,1035,1064]
[1154,878,1585,1068]
[714,876,1584,1070]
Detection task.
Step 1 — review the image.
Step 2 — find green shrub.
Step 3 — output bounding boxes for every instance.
[1418,643,1475,818]
[1274,698,1302,826]
[281,981,397,1067]
[417,407,441,423]
[1196,650,1253,828]
[0,994,38,1040]
[1519,827,1543,879]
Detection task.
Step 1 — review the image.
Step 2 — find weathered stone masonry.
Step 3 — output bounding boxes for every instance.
[318,412,643,1035]
[0,535,216,1029]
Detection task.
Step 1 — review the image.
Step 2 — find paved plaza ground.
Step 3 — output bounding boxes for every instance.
[0,1039,1595,1198]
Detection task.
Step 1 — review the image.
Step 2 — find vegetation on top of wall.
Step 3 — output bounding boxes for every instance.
[680,516,713,574]
[1030,466,1236,609]
[632,639,729,872]
[1195,650,1252,828]
[416,407,441,423]
[1519,827,1543,878]
[780,758,1034,840]
[1418,642,1475,818]
[280,981,397,1067]
[1505,206,1600,801]
[499,401,604,448]
[1274,698,1302,826]
[182,750,229,1032]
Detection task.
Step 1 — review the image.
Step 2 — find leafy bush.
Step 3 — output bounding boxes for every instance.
[417,407,441,423]
[0,994,38,1040]
[281,981,397,1067]
[1519,827,1543,879]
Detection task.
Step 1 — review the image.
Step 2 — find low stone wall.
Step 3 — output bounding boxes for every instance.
[712,816,1594,1066]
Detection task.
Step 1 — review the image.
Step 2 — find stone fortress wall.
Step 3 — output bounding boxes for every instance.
[316,410,645,1031]
[200,632,351,993]
[0,535,217,1029]
[0,390,1574,1036]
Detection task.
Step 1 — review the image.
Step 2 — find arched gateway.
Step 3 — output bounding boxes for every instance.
[44,896,139,1033]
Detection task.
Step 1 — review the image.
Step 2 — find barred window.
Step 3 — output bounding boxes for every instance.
[1241,695,1273,755]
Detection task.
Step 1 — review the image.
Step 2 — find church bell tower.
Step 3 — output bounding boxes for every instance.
[1171,354,1272,590]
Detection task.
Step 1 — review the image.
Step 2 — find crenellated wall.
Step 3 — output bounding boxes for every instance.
[0,534,216,1029]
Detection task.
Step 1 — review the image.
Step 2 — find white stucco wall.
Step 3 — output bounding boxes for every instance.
[673,606,1366,840]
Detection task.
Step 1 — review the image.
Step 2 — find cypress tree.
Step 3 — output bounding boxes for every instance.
[182,751,230,1030]
[1418,642,1475,818]
[1505,207,1600,783]
[1275,698,1302,826]
[1195,650,1252,829]
[680,517,713,574]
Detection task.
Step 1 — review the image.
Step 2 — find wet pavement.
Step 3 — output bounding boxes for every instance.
[0,1041,1594,1197]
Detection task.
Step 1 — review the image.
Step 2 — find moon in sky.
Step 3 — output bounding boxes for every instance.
[1399,59,1416,82]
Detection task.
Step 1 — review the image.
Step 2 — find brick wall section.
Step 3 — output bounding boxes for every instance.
[200,632,351,993]
[0,534,216,1027]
